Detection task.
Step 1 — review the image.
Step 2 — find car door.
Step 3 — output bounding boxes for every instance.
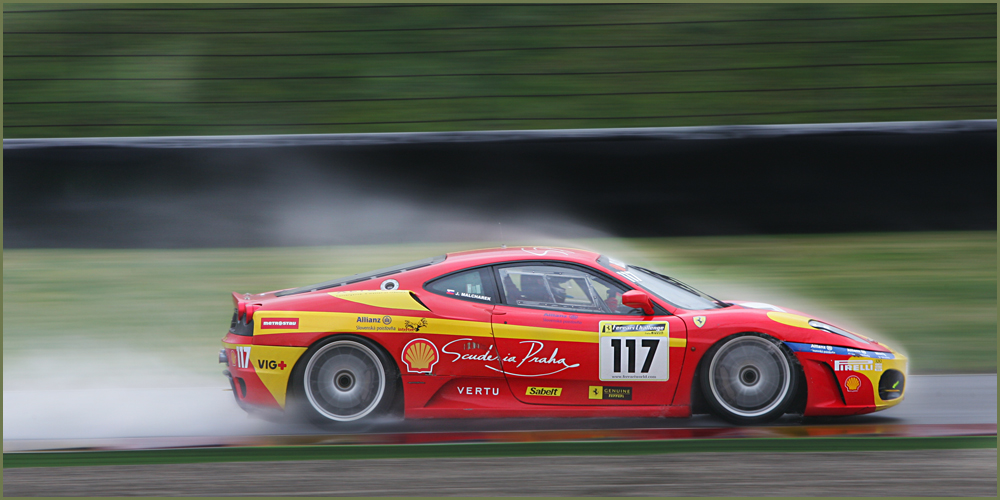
[491,262,687,406]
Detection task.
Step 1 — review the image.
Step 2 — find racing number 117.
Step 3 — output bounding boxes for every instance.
[600,336,669,381]
[610,338,659,374]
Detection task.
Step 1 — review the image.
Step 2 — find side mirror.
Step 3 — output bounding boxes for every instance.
[621,290,655,315]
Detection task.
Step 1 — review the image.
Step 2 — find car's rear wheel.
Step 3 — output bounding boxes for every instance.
[295,336,398,425]
[700,333,798,425]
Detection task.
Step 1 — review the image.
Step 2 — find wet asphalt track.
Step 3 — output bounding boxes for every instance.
[3,374,996,496]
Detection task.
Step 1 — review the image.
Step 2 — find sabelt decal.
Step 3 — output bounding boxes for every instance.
[402,338,439,374]
[235,346,251,368]
[599,321,669,381]
[260,317,299,329]
[834,359,883,372]
[525,386,563,397]
[844,375,862,392]
[588,386,633,400]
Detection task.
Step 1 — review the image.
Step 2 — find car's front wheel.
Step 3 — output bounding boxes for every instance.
[700,333,798,425]
[293,336,398,426]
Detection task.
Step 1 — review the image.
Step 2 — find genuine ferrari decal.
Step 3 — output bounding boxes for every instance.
[402,338,439,374]
[328,290,429,311]
[835,359,883,372]
[588,386,632,400]
[692,316,706,328]
[599,321,669,382]
[785,342,895,359]
[260,318,299,329]
[525,386,562,397]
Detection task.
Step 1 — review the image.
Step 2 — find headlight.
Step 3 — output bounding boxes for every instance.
[808,320,871,344]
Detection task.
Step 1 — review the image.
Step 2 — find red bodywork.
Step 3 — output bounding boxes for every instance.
[221,246,906,419]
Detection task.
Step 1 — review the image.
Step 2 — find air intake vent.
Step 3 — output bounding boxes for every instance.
[878,369,905,400]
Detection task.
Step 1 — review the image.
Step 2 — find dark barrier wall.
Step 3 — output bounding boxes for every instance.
[3,123,996,248]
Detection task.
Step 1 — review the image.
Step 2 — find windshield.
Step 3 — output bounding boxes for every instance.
[597,255,726,310]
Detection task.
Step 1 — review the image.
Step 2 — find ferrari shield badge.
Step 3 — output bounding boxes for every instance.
[693,316,706,328]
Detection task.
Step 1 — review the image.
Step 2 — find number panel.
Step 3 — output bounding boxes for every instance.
[599,321,670,381]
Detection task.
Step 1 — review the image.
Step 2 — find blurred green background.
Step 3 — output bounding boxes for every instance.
[3,3,996,137]
[3,232,995,377]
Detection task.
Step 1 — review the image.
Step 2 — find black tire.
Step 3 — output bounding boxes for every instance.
[699,333,799,425]
[289,335,399,426]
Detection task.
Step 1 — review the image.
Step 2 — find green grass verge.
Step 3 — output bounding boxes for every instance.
[3,3,996,137]
[4,436,996,469]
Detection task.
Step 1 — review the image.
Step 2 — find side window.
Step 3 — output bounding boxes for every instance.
[426,268,497,303]
[497,265,643,315]
[589,274,645,315]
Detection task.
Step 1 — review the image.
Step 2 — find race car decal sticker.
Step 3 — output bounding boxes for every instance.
[526,386,562,396]
[260,317,299,329]
[482,340,581,377]
[693,316,706,328]
[784,342,895,359]
[442,338,508,364]
[834,359,884,372]
[400,318,429,332]
[844,375,862,392]
[741,302,786,312]
[235,346,252,368]
[616,271,642,283]
[521,247,572,256]
[402,338,439,374]
[588,386,632,400]
[355,315,396,332]
[457,386,500,396]
[598,321,669,381]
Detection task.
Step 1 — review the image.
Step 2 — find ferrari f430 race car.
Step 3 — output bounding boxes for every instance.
[221,247,906,425]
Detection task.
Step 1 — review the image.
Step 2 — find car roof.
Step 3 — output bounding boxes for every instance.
[441,246,602,268]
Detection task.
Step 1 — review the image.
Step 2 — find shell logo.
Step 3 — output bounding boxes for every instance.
[402,338,439,374]
[844,375,862,392]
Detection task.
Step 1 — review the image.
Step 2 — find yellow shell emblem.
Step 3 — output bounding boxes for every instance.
[844,375,862,392]
[402,338,439,373]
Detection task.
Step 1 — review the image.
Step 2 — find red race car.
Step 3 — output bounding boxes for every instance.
[220,247,906,425]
